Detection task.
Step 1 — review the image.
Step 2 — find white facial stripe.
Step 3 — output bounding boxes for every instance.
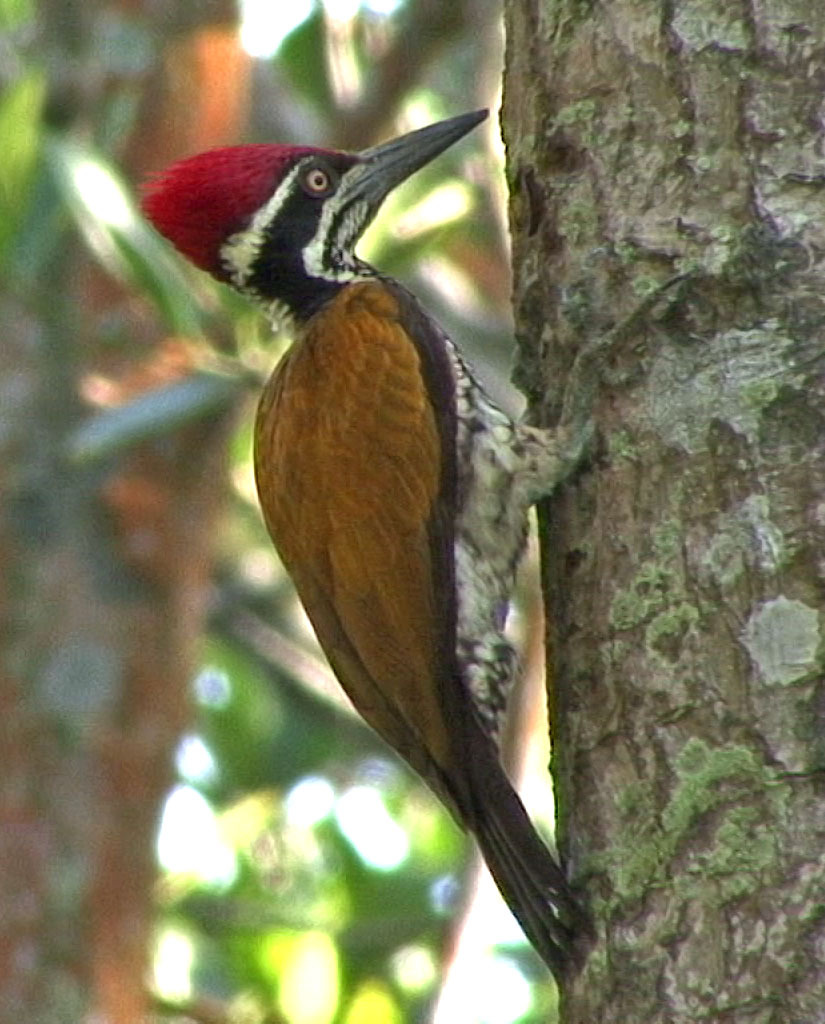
[220,161,304,288]
[218,156,376,307]
[302,201,368,282]
[302,161,372,283]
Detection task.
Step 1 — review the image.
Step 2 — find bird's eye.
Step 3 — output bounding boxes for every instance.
[301,162,337,198]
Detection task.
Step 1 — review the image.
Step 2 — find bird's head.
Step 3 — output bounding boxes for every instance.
[141,109,487,322]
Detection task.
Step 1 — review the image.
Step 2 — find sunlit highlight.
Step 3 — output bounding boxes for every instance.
[434,936,534,1024]
[324,0,360,19]
[342,980,401,1024]
[390,943,437,993]
[432,866,535,1024]
[153,927,194,1003]
[363,0,403,12]
[263,931,340,1024]
[478,957,534,1024]
[157,785,236,884]
[239,0,314,58]
[286,775,337,827]
[175,734,218,785]
[393,182,473,240]
[73,158,134,229]
[335,785,409,869]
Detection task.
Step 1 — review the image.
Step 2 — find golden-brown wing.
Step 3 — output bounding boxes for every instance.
[254,280,460,803]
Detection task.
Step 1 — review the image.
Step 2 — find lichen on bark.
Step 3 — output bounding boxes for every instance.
[503,0,825,1019]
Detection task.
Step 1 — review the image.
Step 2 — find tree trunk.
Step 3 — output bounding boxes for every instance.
[503,1,825,1021]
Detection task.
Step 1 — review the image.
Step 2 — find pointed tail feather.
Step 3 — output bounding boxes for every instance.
[466,751,586,981]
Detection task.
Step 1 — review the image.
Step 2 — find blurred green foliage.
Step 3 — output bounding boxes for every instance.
[0,0,555,1020]
[0,68,45,263]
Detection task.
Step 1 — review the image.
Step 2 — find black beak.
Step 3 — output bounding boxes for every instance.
[347,109,488,209]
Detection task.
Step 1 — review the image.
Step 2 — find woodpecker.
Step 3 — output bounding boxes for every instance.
[142,110,588,978]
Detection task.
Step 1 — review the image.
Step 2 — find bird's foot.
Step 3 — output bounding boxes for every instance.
[517,418,595,502]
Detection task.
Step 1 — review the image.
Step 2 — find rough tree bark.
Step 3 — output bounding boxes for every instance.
[503,1,825,1021]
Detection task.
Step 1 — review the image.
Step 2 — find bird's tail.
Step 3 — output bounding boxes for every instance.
[467,750,587,982]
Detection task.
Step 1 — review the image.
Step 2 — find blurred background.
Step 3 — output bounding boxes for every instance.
[0,1,560,1021]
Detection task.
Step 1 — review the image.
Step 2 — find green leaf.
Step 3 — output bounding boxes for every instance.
[0,0,33,30]
[0,69,46,264]
[68,371,246,463]
[278,9,332,111]
[45,136,205,335]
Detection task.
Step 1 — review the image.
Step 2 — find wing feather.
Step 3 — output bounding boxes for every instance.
[254,281,459,796]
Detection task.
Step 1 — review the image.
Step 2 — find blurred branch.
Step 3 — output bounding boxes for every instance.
[68,371,248,463]
[152,993,286,1024]
[152,994,233,1024]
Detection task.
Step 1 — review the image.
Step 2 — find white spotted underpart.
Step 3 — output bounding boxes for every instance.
[428,310,578,743]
